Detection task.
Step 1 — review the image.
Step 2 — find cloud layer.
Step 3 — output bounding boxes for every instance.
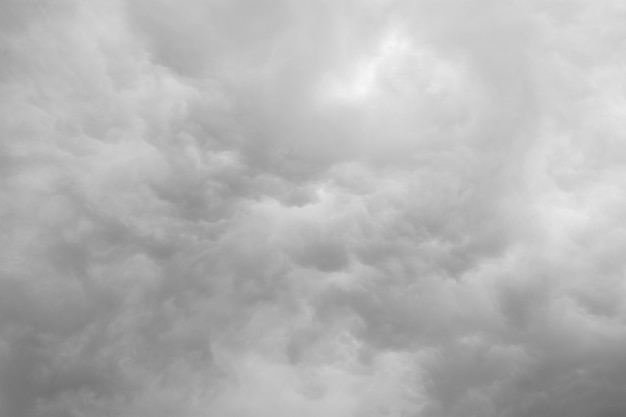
[2,0,626,416]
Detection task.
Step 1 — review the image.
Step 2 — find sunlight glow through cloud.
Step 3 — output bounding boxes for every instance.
[321,29,410,102]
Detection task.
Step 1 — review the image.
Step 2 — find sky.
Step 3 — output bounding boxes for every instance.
[1,0,626,416]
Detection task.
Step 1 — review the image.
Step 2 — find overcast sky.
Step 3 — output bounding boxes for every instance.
[2,0,626,416]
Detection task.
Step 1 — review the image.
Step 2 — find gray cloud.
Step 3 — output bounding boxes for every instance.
[2,0,626,416]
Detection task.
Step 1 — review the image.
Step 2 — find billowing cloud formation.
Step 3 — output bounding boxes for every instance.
[2,0,626,416]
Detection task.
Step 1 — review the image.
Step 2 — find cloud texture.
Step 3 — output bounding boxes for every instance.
[2,0,626,416]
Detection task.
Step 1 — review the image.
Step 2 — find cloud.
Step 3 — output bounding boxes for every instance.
[2,0,626,416]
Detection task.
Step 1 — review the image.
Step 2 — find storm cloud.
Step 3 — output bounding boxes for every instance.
[2,0,626,416]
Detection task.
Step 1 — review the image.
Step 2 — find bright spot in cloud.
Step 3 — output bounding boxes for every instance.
[320,29,411,103]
